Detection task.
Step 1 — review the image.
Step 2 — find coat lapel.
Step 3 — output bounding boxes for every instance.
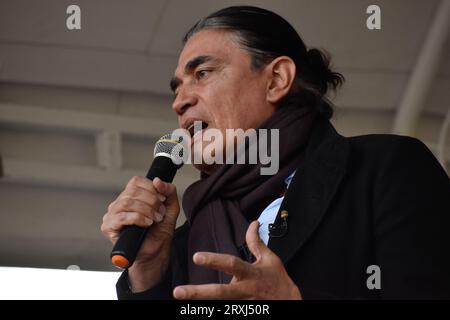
[268,119,349,264]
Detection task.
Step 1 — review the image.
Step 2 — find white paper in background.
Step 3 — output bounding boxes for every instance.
[0,266,121,300]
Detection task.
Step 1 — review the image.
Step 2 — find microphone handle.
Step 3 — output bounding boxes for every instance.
[110,156,178,269]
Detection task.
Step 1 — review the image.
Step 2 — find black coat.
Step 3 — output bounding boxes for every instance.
[117,119,450,299]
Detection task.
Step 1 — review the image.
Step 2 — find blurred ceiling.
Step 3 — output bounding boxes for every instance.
[0,0,448,113]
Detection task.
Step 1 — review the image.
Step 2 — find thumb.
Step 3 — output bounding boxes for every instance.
[153,178,179,222]
[246,220,269,260]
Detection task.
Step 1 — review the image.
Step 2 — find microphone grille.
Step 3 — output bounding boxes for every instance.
[153,133,184,165]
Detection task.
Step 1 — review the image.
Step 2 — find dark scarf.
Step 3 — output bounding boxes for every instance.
[182,103,317,284]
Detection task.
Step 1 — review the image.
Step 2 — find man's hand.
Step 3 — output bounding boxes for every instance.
[173,221,302,300]
[101,176,180,292]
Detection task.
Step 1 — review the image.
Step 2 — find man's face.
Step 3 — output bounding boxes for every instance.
[171,30,276,173]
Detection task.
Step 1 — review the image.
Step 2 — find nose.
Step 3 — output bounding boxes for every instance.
[172,87,198,115]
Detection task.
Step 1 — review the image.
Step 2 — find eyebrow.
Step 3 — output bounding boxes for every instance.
[169,55,217,93]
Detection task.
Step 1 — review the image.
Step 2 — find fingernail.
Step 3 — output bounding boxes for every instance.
[159,205,166,215]
[155,213,163,222]
[158,194,166,202]
[145,217,153,226]
[194,253,205,264]
[174,287,186,299]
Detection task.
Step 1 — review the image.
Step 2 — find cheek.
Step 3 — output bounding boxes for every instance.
[203,71,264,130]
[220,90,263,130]
[205,89,242,129]
[218,100,246,131]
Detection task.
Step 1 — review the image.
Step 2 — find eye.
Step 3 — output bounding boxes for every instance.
[195,69,210,80]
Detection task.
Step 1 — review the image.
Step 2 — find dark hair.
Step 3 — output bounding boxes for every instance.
[183,6,344,119]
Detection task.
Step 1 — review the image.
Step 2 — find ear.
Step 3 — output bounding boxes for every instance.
[265,56,297,104]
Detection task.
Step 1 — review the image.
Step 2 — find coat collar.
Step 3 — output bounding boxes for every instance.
[268,117,350,264]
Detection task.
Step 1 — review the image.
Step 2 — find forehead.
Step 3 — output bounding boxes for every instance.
[175,29,249,74]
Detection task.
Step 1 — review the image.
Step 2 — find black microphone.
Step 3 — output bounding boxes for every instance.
[110,134,184,269]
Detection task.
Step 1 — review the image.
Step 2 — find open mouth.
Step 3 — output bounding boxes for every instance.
[187,121,209,138]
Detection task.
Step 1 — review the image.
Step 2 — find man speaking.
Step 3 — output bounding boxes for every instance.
[101,6,450,299]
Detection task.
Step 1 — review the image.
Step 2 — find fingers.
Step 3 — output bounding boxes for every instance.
[122,176,166,202]
[110,211,154,229]
[109,195,165,222]
[101,176,180,246]
[153,177,177,199]
[116,185,166,208]
[125,176,162,198]
[152,177,180,226]
[193,252,254,279]
[101,176,168,243]
[173,284,246,300]
[110,176,169,220]
[245,220,268,260]
[101,211,153,243]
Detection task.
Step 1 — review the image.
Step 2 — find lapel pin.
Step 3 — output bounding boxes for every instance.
[269,210,289,238]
